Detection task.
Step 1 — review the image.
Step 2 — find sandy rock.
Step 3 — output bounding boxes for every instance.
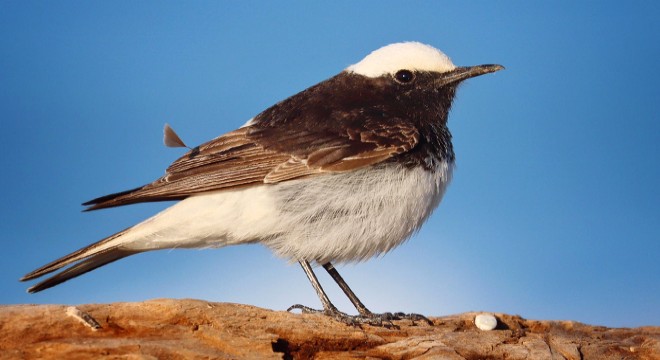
[0,299,658,359]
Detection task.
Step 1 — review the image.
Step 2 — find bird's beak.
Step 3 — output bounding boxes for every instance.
[435,64,504,87]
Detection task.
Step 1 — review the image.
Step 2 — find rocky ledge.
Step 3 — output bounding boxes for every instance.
[0,299,658,359]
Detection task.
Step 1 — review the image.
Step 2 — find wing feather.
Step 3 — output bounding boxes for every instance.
[84,117,419,211]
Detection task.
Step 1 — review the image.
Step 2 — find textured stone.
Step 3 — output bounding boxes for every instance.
[0,299,658,359]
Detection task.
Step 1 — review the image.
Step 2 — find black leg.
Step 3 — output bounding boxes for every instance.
[288,261,365,324]
[322,262,372,317]
[294,260,338,313]
[288,261,387,325]
[322,262,433,326]
[288,260,432,326]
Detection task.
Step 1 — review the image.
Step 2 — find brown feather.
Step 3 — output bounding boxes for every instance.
[163,123,188,148]
[264,158,318,183]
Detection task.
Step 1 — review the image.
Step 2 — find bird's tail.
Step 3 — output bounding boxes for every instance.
[20,227,143,293]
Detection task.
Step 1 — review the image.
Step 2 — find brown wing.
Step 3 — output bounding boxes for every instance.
[248,117,419,171]
[83,120,419,211]
[83,128,287,210]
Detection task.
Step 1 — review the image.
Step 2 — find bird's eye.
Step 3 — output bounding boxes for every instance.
[394,70,415,84]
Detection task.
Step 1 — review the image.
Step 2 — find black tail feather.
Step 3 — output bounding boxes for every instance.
[21,228,131,282]
[26,248,140,293]
[82,186,144,211]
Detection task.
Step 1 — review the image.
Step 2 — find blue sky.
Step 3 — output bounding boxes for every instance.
[1,2,658,328]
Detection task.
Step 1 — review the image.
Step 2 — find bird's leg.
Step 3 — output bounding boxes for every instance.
[288,261,383,326]
[322,262,433,326]
[288,261,431,326]
[288,260,339,314]
[322,262,372,317]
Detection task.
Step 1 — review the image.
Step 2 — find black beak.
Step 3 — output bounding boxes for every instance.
[435,64,504,87]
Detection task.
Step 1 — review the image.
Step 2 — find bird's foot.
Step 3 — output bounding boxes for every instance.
[374,311,433,326]
[287,304,393,327]
[287,304,431,327]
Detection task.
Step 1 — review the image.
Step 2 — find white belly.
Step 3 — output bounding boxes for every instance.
[263,162,453,263]
[126,162,453,264]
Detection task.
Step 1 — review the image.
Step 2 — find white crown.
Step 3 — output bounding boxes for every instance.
[346,42,456,78]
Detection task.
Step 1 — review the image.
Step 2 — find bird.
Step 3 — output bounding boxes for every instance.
[21,42,503,325]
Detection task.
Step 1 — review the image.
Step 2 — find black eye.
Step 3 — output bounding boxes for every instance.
[394,69,415,84]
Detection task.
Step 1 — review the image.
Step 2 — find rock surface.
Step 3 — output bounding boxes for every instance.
[1,299,658,359]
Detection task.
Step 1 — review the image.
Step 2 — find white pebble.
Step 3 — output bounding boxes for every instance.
[475,313,498,331]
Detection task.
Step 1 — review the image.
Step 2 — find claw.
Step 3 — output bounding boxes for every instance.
[287,304,321,314]
[287,304,432,328]
[384,312,433,326]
